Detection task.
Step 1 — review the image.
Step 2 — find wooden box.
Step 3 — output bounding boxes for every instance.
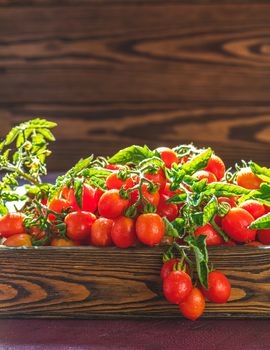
[0,246,269,319]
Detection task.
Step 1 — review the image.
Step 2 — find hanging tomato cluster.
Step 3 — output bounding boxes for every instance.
[0,119,270,320]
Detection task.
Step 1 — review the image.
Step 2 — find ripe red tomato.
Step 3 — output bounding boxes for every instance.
[192,170,217,183]
[0,213,26,238]
[136,213,165,246]
[4,233,32,247]
[221,207,256,242]
[51,238,79,247]
[98,189,129,219]
[205,154,225,181]
[160,258,190,280]
[157,194,178,222]
[265,205,270,214]
[236,168,262,190]
[111,216,136,248]
[156,147,178,169]
[48,198,71,221]
[179,287,205,321]
[239,200,265,219]
[195,223,224,246]
[201,271,231,303]
[65,211,96,241]
[106,172,134,191]
[257,229,270,245]
[163,270,193,304]
[162,183,182,197]
[105,164,121,171]
[129,183,160,210]
[90,217,113,247]
[66,184,98,213]
[217,196,237,208]
[145,168,166,192]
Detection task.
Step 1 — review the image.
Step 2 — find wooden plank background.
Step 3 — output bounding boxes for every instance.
[0,0,270,171]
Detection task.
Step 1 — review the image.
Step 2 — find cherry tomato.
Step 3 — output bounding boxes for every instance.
[221,208,256,242]
[162,183,182,198]
[48,198,71,221]
[105,164,121,171]
[217,196,237,208]
[236,168,262,190]
[201,271,231,303]
[179,287,205,321]
[0,213,26,238]
[160,258,189,280]
[111,216,136,248]
[239,200,265,219]
[156,147,178,169]
[106,172,134,191]
[98,189,129,219]
[66,184,98,213]
[163,270,193,304]
[129,183,160,210]
[136,213,165,246]
[51,238,79,247]
[205,155,225,181]
[91,217,113,247]
[195,223,224,246]
[257,229,270,245]
[265,205,270,214]
[4,233,32,247]
[65,211,96,241]
[145,168,166,192]
[193,170,217,183]
[157,194,178,222]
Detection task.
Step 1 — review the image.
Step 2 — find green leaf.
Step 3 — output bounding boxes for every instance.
[205,182,249,197]
[186,235,209,289]
[81,167,111,179]
[5,127,19,145]
[73,179,84,209]
[163,217,180,238]
[203,196,218,225]
[0,202,8,215]
[166,193,187,204]
[38,129,56,142]
[181,148,213,175]
[249,161,270,183]
[249,213,270,230]
[109,145,155,165]
[67,155,94,177]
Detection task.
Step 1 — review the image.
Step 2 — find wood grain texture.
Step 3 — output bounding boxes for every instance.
[0,1,270,170]
[0,246,269,319]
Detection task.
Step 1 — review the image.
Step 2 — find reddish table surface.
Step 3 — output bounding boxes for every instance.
[0,319,269,350]
[2,174,267,349]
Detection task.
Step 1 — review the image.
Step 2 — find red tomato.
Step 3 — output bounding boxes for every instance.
[4,233,32,247]
[192,170,217,183]
[265,205,270,214]
[236,168,262,190]
[163,270,193,304]
[162,183,182,197]
[136,213,165,246]
[156,147,178,169]
[160,258,189,280]
[48,198,71,221]
[205,155,225,181]
[98,189,129,219]
[239,200,265,219]
[66,184,98,213]
[0,213,26,238]
[111,216,136,248]
[195,223,224,246]
[221,208,256,242]
[90,217,113,247]
[145,168,166,192]
[65,211,96,241]
[129,183,160,210]
[179,287,205,321]
[51,238,79,247]
[105,164,120,171]
[218,196,237,208]
[201,271,231,304]
[106,172,134,191]
[257,229,270,245]
[157,194,178,222]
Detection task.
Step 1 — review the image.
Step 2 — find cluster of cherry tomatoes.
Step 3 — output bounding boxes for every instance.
[0,144,269,320]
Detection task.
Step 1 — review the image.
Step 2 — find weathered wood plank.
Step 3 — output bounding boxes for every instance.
[0,246,269,319]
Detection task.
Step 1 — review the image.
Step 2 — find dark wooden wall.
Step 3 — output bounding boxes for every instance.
[0,1,270,171]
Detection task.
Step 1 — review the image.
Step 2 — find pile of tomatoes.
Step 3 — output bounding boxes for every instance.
[0,144,269,320]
